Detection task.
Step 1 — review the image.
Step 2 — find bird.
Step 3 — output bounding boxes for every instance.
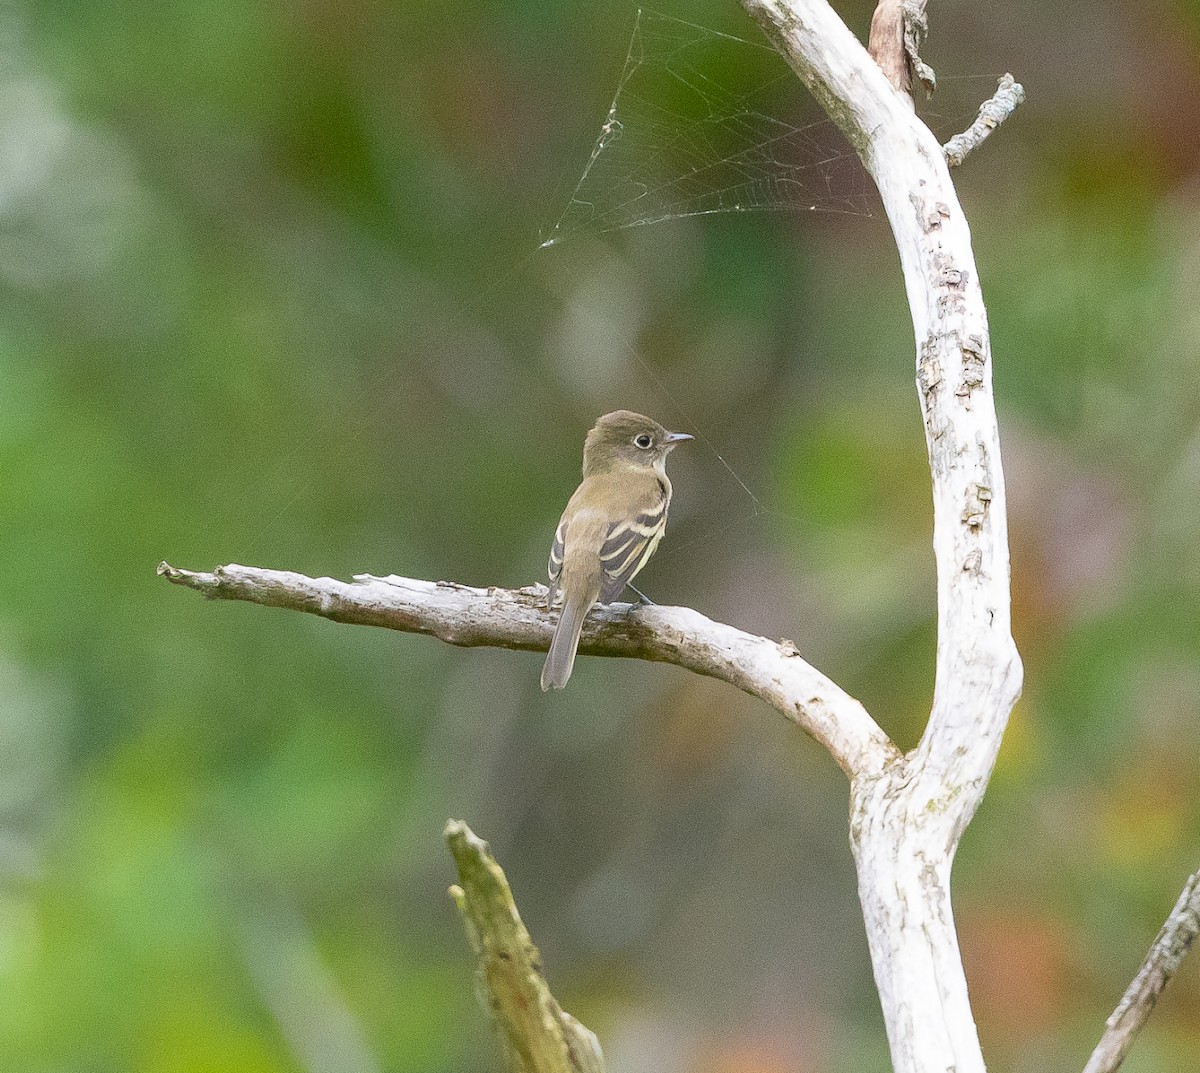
[541,410,692,691]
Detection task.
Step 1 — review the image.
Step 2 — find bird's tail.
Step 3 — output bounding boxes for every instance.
[541,594,590,691]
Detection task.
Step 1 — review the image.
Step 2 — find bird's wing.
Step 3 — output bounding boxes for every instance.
[597,493,668,603]
[546,516,567,603]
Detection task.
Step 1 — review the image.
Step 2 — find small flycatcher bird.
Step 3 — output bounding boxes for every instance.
[541,410,692,691]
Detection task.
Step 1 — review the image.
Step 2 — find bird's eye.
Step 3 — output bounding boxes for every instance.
[634,433,653,449]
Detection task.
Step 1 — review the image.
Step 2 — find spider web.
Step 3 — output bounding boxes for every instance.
[541,9,875,248]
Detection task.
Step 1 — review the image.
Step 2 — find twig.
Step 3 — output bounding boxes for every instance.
[447,820,605,1073]
[943,74,1026,167]
[157,562,896,780]
[1082,870,1200,1073]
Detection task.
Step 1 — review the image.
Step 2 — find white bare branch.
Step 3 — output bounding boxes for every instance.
[738,2,1023,1071]
[157,562,897,780]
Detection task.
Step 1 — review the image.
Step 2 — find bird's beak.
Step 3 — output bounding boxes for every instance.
[664,431,694,448]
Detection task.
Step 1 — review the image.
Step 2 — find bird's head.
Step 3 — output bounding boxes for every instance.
[581,410,693,476]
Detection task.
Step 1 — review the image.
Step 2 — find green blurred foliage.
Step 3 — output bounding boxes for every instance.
[1,0,1198,1070]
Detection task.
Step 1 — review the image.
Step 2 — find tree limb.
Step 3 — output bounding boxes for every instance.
[738,3,1023,1071]
[447,820,605,1073]
[157,562,897,780]
[1083,869,1200,1073]
[742,0,1023,859]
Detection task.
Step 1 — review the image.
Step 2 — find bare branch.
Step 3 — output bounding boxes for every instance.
[158,562,896,779]
[1083,870,1200,1073]
[160,6,1027,1071]
[868,0,934,98]
[739,3,1023,1071]
[943,75,1026,167]
[743,0,1022,843]
[447,820,605,1073]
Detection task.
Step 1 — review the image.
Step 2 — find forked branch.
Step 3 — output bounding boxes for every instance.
[160,3,1028,1072]
[867,1,1024,165]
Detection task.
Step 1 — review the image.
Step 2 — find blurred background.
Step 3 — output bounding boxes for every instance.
[1,0,1198,1070]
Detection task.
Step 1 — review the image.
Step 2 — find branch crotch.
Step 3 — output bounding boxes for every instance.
[850,773,987,1073]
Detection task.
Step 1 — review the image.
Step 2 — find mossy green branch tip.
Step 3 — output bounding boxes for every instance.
[445,820,605,1073]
